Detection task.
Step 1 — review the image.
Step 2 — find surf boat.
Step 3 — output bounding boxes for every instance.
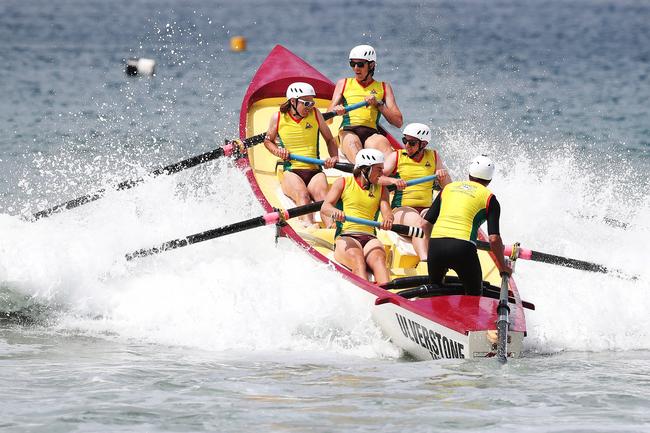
[236,45,529,360]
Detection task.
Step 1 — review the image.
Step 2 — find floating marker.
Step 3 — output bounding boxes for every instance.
[125,58,156,76]
[230,36,247,52]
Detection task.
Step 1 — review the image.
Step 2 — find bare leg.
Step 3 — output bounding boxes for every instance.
[307,172,332,228]
[364,238,389,285]
[334,237,367,280]
[364,134,394,159]
[281,171,313,225]
[393,207,428,261]
[339,130,362,163]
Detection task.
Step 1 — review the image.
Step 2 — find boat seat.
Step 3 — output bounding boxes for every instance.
[381,230,421,269]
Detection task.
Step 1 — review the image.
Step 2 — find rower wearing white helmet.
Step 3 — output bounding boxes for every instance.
[264,81,340,228]
[379,122,451,260]
[422,155,512,295]
[322,148,393,284]
[327,44,403,164]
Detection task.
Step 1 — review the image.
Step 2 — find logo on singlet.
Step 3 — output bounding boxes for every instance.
[425,161,431,167]
[305,122,313,129]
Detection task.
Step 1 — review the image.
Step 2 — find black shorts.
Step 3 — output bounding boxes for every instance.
[427,237,482,296]
[342,125,380,146]
[288,168,322,186]
[340,233,376,248]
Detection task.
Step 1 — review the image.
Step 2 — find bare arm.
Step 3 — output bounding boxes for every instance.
[378,82,403,128]
[315,109,340,168]
[321,178,346,221]
[379,187,394,230]
[327,79,346,114]
[435,151,451,187]
[263,112,288,160]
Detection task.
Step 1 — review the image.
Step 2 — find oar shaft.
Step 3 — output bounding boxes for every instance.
[387,175,438,192]
[289,154,354,173]
[321,100,368,121]
[496,273,511,364]
[343,215,424,238]
[476,240,608,273]
[125,201,323,260]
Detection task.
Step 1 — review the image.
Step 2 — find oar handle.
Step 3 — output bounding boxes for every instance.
[289,154,354,173]
[387,175,438,192]
[322,101,368,121]
[126,201,324,261]
[343,215,424,238]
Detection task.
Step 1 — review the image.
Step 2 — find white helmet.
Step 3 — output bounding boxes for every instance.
[469,154,495,181]
[355,148,384,168]
[402,123,431,142]
[349,44,376,62]
[286,82,316,100]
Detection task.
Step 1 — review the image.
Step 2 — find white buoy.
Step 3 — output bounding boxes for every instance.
[125,58,156,76]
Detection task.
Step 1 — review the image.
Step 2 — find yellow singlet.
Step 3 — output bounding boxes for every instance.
[390,149,437,209]
[340,78,385,130]
[276,109,320,170]
[430,180,493,242]
[336,176,383,237]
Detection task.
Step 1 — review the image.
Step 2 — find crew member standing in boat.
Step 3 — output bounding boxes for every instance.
[422,155,511,295]
[327,44,403,163]
[322,149,393,285]
[381,122,452,261]
[264,82,340,228]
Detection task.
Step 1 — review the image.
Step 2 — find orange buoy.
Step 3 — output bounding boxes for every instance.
[230,36,247,52]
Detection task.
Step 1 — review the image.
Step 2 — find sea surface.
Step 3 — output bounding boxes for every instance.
[1,0,649,431]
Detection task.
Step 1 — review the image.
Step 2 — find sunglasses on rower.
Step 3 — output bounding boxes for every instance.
[402,137,421,146]
[349,60,368,68]
[298,99,315,107]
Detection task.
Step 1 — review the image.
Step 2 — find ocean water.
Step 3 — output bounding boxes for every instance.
[1,0,649,431]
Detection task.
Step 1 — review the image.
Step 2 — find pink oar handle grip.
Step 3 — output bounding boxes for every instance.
[503,244,532,260]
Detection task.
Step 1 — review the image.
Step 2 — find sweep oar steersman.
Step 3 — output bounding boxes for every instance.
[422,155,512,295]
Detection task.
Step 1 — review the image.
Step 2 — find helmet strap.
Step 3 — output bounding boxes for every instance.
[409,142,425,160]
[360,62,375,83]
[290,100,304,119]
[360,167,371,189]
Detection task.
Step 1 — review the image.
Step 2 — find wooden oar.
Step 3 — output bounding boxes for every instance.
[496,272,511,364]
[289,154,354,172]
[387,174,437,192]
[342,215,425,238]
[31,101,368,221]
[125,201,324,261]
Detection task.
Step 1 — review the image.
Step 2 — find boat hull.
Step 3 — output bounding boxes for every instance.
[238,45,527,360]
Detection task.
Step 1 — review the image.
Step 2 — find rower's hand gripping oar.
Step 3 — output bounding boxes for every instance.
[341,215,425,239]
[31,102,367,221]
[386,175,438,192]
[125,201,325,261]
[288,154,354,173]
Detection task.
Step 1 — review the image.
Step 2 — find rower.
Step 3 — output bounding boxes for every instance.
[263,82,340,228]
[422,155,512,295]
[321,149,393,285]
[380,122,451,261]
[327,44,403,163]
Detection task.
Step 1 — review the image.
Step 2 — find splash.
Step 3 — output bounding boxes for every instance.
[438,128,650,353]
[0,159,398,359]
